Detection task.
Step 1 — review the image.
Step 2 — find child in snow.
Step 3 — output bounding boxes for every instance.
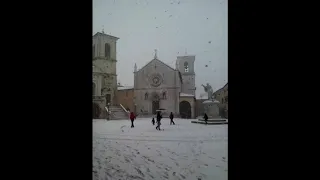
[151,117,155,125]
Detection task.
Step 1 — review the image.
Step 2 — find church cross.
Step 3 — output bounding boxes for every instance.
[154,49,158,59]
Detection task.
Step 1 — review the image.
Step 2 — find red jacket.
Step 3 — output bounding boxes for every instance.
[130,112,135,120]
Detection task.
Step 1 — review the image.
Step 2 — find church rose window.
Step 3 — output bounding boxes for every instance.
[149,73,162,87]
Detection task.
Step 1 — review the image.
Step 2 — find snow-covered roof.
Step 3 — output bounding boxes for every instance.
[117,86,134,90]
[93,32,119,40]
[203,100,220,104]
[180,93,194,97]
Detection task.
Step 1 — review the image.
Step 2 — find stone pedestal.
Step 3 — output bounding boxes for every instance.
[203,100,220,118]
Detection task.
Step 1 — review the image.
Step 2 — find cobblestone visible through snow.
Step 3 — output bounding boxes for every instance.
[93,118,228,180]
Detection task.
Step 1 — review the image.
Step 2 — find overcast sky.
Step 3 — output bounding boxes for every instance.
[93,0,227,97]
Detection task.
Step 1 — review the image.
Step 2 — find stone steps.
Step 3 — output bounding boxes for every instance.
[191,120,228,125]
[108,106,129,120]
[191,118,228,125]
[198,118,228,122]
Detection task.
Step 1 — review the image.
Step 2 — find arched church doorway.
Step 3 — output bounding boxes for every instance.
[152,101,159,114]
[179,101,191,118]
[92,103,101,119]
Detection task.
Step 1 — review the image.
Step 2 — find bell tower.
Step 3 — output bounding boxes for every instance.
[92,30,119,106]
[176,55,196,95]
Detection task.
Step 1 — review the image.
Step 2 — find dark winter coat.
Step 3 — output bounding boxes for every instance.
[204,113,208,121]
[156,112,162,121]
[169,113,174,119]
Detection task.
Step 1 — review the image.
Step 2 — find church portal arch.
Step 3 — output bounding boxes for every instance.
[92,102,101,119]
[152,101,160,114]
[179,101,191,118]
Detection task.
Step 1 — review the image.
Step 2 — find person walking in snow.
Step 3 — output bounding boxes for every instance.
[156,111,162,130]
[151,117,155,125]
[203,113,208,125]
[169,112,175,125]
[130,111,136,128]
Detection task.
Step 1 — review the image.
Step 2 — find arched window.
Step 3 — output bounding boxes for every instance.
[92,45,95,58]
[105,43,110,58]
[93,82,96,95]
[184,62,189,72]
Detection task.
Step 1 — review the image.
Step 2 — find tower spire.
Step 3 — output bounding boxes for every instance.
[154,49,158,59]
[134,63,137,72]
[102,25,105,33]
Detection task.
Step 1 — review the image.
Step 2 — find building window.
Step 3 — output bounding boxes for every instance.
[225,96,228,103]
[92,45,95,58]
[92,82,96,96]
[222,98,224,104]
[184,62,189,72]
[105,43,110,58]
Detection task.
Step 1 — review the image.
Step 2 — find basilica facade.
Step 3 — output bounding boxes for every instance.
[134,51,196,118]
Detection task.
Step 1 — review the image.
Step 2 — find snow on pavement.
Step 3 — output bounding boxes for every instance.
[93,118,228,180]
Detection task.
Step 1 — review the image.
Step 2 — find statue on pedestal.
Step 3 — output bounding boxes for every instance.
[201,83,220,118]
[201,83,214,100]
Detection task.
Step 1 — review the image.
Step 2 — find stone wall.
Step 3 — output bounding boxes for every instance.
[117,88,134,112]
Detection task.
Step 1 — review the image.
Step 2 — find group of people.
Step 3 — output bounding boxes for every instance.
[129,111,209,128]
[129,111,175,130]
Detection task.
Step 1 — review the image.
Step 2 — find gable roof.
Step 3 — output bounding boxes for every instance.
[177,70,183,84]
[213,82,228,95]
[135,58,184,84]
[93,32,119,40]
[136,58,175,73]
[222,82,228,89]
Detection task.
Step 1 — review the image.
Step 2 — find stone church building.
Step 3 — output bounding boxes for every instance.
[92,32,119,119]
[134,51,196,118]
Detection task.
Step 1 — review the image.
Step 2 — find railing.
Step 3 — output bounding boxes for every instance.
[105,107,111,120]
[119,104,129,114]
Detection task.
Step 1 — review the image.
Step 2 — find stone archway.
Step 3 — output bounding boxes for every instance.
[179,101,191,118]
[92,102,101,119]
[152,101,159,114]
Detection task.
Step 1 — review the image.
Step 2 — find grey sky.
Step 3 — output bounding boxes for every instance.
[93,0,227,97]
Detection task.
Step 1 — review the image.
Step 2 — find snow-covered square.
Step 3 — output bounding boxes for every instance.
[93,118,228,180]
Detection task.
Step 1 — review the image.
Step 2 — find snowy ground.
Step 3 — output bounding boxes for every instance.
[93,118,228,180]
